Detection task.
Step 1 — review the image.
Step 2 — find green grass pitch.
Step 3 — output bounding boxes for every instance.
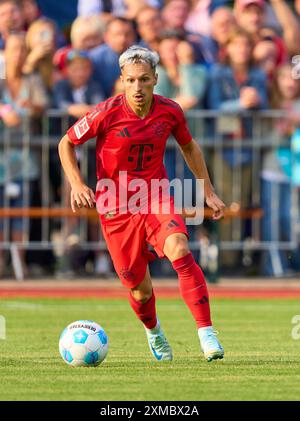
[0,297,299,401]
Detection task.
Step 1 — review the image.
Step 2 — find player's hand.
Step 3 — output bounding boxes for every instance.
[70,181,95,213]
[205,190,226,221]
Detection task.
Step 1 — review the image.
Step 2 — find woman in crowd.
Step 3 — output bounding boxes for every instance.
[23,17,57,90]
[260,63,300,276]
[155,32,207,111]
[0,32,48,277]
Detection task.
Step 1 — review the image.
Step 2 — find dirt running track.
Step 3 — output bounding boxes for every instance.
[0,279,300,299]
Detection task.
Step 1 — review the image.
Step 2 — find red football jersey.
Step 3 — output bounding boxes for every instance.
[67,94,192,214]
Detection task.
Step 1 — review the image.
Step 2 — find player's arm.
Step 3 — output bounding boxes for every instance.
[58,134,95,212]
[179,138,225,220]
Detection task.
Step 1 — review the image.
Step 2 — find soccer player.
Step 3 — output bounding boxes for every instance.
[58,46,225,362]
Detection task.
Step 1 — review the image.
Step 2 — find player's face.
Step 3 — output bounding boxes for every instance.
[121,62,158,109]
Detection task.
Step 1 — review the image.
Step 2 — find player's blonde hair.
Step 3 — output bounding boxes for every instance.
[119,46,159,72]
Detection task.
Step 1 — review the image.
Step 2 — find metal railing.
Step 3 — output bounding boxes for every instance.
[0,110,299,279]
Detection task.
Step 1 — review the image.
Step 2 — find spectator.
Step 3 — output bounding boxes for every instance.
[253,38,280,86]
[162,0,191,32]
[154,32,207,260]
[208,27,268,269]
[208,27,268,116]
[53,50,105,119]
[23,17,57,90]
[123,0,162,20]
[136,6,163,52]
[21,0,66,48]
[234,0,300,56]
[70,15,105,51]
[161,0,216,66]
[53,49,107,277]
[261,63,300,276]
[53,15,105,79]
[21,0,40,29]
[77,0,162,20]
[1,32,48,119]
[210,6,237,62]
[295,0,300,16]
[155,34,207,111]
[185,0,227,37]
[0,32,48,278]
[89,17,136,98]
[0,0,24,49]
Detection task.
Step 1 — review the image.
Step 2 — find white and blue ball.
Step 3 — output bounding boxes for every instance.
[59,320,108,367]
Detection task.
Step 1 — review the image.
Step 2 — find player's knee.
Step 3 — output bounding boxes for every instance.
[164,234,189,260]
[173,243,189,260]
[131,289,152,304]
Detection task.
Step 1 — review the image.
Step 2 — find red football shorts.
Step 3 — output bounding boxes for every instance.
[99,209,189,289]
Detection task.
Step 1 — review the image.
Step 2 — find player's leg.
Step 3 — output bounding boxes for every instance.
[100,213,172,361]
[163,232,224,362]
[129,265,157,329]
[129,266,173,361]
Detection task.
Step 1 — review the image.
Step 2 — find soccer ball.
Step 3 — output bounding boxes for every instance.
[59,320,108,367]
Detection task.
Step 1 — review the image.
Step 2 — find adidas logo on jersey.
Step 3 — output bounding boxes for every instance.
[166,219,180,230]
[117,128,131,138]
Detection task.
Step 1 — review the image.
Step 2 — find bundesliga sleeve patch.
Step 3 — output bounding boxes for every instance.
[74,116,90,139]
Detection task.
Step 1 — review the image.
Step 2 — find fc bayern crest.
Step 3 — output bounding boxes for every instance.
[151,121,169,137]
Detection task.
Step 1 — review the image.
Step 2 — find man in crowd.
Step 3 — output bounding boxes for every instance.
[89,17,136,98]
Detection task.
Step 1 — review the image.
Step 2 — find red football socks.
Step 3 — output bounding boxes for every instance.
[172,252,212,328]
[128,290,157,330]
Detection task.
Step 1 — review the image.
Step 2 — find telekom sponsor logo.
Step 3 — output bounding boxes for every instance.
[95,171,204,225]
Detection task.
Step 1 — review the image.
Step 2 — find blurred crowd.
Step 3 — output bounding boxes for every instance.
[1,0,300,279]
